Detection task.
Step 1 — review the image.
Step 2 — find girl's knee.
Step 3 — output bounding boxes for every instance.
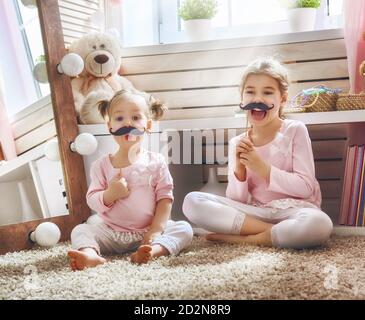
[70,223,90,240]
[304,210,333,242]
[273,210,333,249]
[174,220,194,244]
[182,192,204,222]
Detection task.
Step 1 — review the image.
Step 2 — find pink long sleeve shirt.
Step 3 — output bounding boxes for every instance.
[226,119,322,209]
[86,150,174,232]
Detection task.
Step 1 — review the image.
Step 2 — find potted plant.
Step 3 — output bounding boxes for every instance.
[178,0,218,42]
[281,0,321,32]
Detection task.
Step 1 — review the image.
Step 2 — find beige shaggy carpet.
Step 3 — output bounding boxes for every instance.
[1,235,365,300]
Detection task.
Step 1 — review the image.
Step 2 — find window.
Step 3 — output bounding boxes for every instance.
[0,0,49,117]
[16,0,50,98]
[110,0,343,47]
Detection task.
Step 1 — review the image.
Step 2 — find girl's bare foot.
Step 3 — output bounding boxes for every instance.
[67,248,106,271]
[206,229,272,247]
[130,244,169,265]
[130,245,153,264]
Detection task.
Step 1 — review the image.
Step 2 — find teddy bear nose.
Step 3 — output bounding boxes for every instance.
[94,54,109,64]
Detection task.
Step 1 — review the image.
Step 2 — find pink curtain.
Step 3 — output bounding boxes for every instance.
[0,87,17,161]
[0,0,25,160]
[343,0,365,93]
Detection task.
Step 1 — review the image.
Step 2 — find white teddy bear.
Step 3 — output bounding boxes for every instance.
[68,32,158,124]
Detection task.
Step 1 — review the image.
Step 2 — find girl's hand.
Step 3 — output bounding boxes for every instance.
[234,136,253,181]
[235,137,254,163]
[238,146,271,182]
[106,172,130,203]
[142,228,162,245]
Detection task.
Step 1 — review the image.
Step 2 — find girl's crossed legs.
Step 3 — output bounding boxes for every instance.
[68,220,193,270]
[182,192,333,249]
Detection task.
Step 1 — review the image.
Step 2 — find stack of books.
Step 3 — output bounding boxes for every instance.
[339,145,365,226]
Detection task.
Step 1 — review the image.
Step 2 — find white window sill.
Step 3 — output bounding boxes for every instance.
[121,28,344,57]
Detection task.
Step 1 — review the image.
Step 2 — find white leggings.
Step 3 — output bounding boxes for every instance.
[71,220,194,256]
[182,192,333,249]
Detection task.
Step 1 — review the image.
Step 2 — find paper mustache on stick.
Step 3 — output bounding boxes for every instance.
[109,126,146,136]
[239,102,275,111]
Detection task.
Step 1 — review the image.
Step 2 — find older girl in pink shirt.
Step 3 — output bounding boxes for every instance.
[183,58,333,249]
[68,90,193,270]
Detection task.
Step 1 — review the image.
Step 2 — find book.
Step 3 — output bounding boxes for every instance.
[355,146,365,226]
[347,145,364,226]
[339,146,356,225]
[357,150,365,226]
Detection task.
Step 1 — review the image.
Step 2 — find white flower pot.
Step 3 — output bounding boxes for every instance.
[287,8,317,32]
[184,19,212,42]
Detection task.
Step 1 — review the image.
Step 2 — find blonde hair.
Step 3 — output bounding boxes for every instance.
[239,58,289,119]
[98,90,167,121]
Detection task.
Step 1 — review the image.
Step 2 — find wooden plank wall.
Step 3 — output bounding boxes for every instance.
[122,38,350,120]
[58,0,103,47]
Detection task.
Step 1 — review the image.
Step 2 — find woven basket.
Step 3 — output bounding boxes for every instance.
[296,91,338,112]
[336,93,365,111]
[283,106,306,114]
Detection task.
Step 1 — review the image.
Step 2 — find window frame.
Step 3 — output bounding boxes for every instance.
[112,0,343,47]
[159,0,343,44]
[13,0,43,99]
[0,0,50,117]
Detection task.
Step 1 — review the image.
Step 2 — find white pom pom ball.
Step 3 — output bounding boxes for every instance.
[57,53,84,77]
[44,139,60,161]
[30,222,61,247]
[70,133,98,156]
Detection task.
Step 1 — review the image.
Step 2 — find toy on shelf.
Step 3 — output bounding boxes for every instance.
[286,85,342,113]
[61,33,164,124]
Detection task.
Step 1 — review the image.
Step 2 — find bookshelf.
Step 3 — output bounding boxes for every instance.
[336,120,365,235]
[79,109,365,236]
[0,142,68,225]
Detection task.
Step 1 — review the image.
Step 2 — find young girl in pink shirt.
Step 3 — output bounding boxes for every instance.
[183,58,333,249]
[68,90,193,270]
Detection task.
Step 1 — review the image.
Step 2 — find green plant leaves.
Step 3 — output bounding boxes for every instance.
[178,0,218,20]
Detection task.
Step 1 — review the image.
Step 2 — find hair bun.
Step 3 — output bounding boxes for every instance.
[150,96,167,120]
